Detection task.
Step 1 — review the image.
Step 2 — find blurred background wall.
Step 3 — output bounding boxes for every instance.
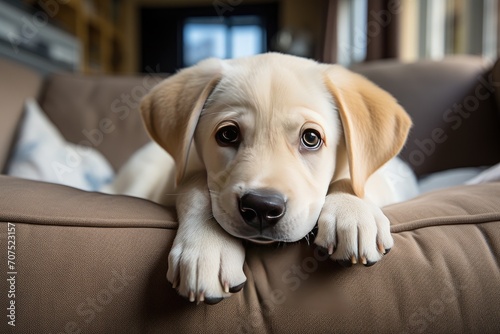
[0,0,498,75]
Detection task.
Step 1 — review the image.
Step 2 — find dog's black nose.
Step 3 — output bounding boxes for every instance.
[239,189,286,230]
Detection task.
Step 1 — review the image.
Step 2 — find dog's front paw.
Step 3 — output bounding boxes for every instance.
[166,223,247,304]
[315,193,393,267]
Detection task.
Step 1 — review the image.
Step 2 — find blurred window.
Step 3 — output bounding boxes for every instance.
[183,16,265,66]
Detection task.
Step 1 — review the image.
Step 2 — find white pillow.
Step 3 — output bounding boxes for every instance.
[7,98,114,191]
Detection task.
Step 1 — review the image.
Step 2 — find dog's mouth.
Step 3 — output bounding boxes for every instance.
[246,237,278,245]
[244,224,319,245]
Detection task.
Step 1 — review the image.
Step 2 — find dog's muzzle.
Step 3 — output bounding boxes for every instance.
[238,188,286,232]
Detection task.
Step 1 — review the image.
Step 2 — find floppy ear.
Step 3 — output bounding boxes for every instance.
[324,65,412,198]
[141,58,222,183]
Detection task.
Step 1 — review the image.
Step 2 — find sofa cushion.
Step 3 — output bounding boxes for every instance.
[351,56,500,177]
[38,74,161,170]
[0,176,498,333]
[0,58,42,172]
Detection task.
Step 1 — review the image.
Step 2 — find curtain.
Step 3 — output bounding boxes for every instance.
[365,0,401,61]
[322,0,339,63]
[322,0,402,64]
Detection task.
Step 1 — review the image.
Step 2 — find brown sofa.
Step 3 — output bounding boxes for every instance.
[1,56,499,333]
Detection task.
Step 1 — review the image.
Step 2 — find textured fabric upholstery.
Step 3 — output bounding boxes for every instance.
[0,176,498,333]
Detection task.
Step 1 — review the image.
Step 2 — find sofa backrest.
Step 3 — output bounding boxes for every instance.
[4,56,500,176]
[0,58,43,172]
[352,56,500,177]
[38,73,159,171]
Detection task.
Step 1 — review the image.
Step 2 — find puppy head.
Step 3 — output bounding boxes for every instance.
[141,53,411,243]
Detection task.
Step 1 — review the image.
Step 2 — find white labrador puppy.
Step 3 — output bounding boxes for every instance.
[106,53,417,304]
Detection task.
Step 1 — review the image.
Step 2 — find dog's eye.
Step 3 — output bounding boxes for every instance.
[216,124,240,147]
[301,129,322,150]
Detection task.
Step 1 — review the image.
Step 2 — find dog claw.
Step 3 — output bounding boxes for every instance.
[189,291,195,302]
[316,246,329,255]
[377,242,385,254]
[363,260,376,267]
[328,245,335,255]
[198,292,205,304]
[377,243,392,255]
[223,282,230,294]
[351,255,357,264]
[229,281,246,293]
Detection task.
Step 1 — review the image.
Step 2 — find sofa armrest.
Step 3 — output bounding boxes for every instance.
[1,175,499,333]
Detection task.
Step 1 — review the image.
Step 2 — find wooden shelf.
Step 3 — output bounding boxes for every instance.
[25,0,125,74]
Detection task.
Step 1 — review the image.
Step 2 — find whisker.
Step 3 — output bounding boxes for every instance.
[304,234,310,245]
[297,224,318,246]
